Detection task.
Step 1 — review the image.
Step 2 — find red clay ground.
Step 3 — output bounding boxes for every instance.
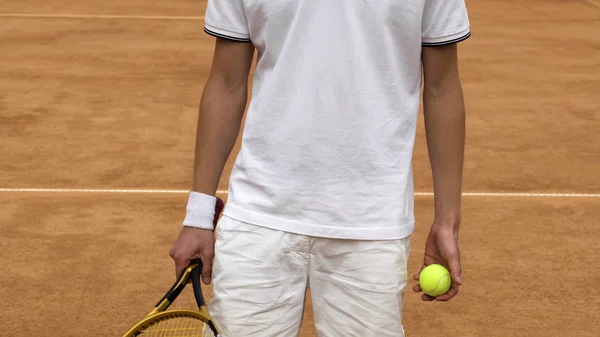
[0,1,599,336]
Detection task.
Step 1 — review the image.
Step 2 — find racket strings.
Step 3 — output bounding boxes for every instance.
[137,316,216,337]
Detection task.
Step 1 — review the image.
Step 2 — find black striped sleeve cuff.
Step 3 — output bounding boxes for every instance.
[422,31,471,47]
[204,27,251,42]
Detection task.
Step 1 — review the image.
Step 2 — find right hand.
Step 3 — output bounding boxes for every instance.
[169,197,224,285]
[169,227,216,285]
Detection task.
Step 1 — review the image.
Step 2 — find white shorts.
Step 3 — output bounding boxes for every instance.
[209,215,411,337]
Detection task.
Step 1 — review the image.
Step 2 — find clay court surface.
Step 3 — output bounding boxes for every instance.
[1,0,599,336]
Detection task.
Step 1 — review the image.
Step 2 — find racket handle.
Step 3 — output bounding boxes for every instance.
[154,260,196,309]
[190,259,207,307]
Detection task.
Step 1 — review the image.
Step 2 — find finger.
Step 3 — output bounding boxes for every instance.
[435,258,462,302]
[173,255,191,280]
[448,277,461,298]
[199,251,214,285]
[447,251,463,286]
[413,264,426,281]
[413,283,422,292]
[421,293,435,301]
[435,284,459,302]
[170,246,192,280]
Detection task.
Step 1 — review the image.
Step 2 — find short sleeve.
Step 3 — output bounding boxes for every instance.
[422,0,471,46]
[204,0,251,42]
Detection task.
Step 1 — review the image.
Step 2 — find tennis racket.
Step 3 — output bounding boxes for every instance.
[122,197,224,337]
[122,259,221,337]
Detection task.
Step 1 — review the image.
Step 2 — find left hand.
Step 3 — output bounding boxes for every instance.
[413,222,462,301]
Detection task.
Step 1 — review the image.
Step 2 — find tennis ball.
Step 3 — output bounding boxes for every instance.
[419,264,451,297]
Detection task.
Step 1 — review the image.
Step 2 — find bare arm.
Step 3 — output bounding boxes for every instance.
[413,43,466,301]
[170,38,254,283]
[422,43,465,230]
[192,38,255,195]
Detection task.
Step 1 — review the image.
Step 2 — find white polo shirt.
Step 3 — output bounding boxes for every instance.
[204,0,470,240]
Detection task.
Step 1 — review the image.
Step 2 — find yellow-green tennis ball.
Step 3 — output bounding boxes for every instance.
[419,264,451,297]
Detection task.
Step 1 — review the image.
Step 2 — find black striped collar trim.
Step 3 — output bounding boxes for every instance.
[422,31,471,47]
[204,27,251,42]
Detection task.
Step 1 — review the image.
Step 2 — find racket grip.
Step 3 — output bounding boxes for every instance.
[190,259,207,307]
[155,260,196,309]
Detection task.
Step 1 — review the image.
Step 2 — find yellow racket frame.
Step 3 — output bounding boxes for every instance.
[122,310,214,337]
[122,261,220,337]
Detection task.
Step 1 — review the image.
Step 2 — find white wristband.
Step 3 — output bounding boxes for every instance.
[182,191,217,230]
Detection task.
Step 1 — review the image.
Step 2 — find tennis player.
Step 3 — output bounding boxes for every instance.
[170,1,470,336]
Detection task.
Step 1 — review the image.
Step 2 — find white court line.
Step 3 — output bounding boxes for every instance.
[0,13,204,20]
[417,192,600,197]
[2,12,596,22]
[0,188,599,198]
[0,188,196,194]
